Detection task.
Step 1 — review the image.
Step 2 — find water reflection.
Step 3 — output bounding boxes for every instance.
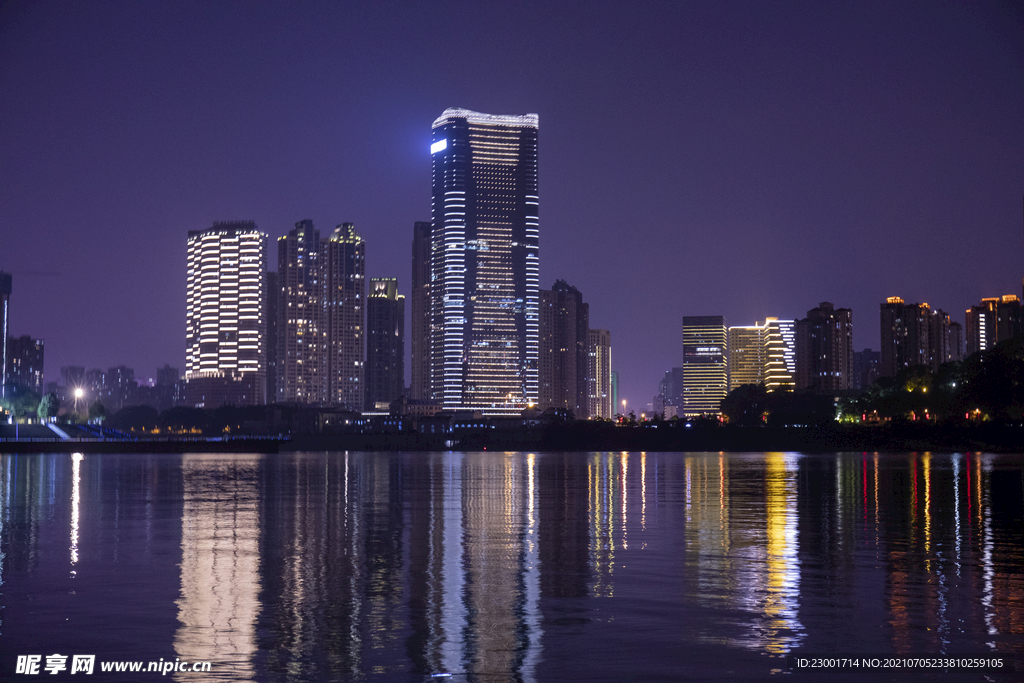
[174,454,261,681]
[0,451,1022,681]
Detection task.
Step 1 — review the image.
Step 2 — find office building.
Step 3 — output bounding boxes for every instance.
[185,221,267,407]
[682,316,728,416]
[539,280,589,417]
[6,335,44,394]
[728,322,766,391]
[410,221,432,401]
[966,295,1022,356]
[587,329,612,419]
[795,302,853,392]
[365,278,404,410]
[763,318,796,390]
[429,108,540,415]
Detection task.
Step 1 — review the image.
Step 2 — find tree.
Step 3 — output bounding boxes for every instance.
[721,384,769,426]
[88,400,107,423]
[109,405,159,431]
[0,383,41,421]
[37,392,60,422]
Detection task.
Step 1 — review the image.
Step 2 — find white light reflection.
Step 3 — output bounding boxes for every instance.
[980,456,996,645]
[521,453,542,681]
[70,453,83,575]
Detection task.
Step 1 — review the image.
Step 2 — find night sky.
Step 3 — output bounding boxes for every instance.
[2,0,1021,408]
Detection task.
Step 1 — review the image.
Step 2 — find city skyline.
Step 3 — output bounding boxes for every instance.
[2,1,1021,408]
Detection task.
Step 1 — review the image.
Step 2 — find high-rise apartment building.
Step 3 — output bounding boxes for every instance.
[365,278,405,410]
[410,221,432,401]
[879,297,931,377]
[185,221,267,407]
[795,302,853,392]
[538,280,589,417]
[277,220,322,403]
[682,316,728,416]
[966,295,1022,356]
[6,335,44,394]
[275,221,366,410]
[587,329,612,418]
[430,108,540,415]
[321,223,366,410]
[852,349,881,390]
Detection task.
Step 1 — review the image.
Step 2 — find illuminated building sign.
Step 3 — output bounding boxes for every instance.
[431,139,447,154]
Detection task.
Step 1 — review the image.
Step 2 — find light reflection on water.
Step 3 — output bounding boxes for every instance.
[0,451,1022,681]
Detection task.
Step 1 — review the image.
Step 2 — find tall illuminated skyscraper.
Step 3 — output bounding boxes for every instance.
[682,316,727,416]
[185,222,267,407]
[587,329,612,419]
[429,108,539,414]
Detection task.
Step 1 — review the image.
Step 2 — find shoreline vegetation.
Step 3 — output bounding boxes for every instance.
[2,422,1023,454]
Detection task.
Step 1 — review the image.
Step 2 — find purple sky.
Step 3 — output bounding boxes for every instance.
[1,0,1021,408]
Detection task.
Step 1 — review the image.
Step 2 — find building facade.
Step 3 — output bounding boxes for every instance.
[682,316,728,416]
[185,222,267,407]
[429,108,540,415]
[763,318,796,390]
[795,302,853,392]
[538,280,589,417]
[320,223,366,410]
[587,329,612,419]
[277,220,323,403]
[365,278,405,410]
[965,295,1022,356]
[410,221,432,401]
[728,322,766,391]
[6,335,44,394]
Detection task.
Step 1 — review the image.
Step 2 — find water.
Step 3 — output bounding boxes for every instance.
[0,451,1021,681]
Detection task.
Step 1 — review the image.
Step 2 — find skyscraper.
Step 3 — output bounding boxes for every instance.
[320,223,365,410]
[965,295,1022,356]
[277,220,322,403]
[587,329,612,419]
[879,296,930,377]
[365,278,404,410]
[185,222,267,407]
[410,221,432,401]
[728,322,766,391]
[763,318,796,390]
[430,108,540,415]
[682,316,728,416]
[795,302,853,392]
[538,280,589,417]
